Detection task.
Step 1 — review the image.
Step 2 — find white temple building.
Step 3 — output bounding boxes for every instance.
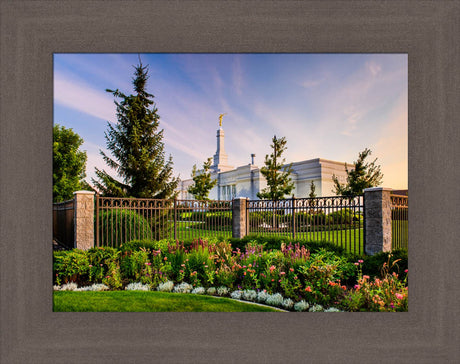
[177,118,350,201]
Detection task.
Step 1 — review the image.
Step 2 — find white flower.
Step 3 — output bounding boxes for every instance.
[266,293,284,307]
[294,300,309,312]
[242,290,257,302]
[125,282,150,291]
[60,282,78,291]
[217,286,229,296]
[282,298,294,310]
[230,290,242,300]
[309,304,324,312]
[256,290,269,303]
[206,287,217,295]
[191,287,206,295]
[156,281,174,292]
[173,282,193,294]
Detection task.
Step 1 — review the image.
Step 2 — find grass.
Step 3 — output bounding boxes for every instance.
[53,291,284,312]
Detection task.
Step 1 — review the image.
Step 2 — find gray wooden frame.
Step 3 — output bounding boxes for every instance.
[1,0,459,362]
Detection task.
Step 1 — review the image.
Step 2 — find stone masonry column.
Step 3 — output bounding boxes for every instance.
[232,197,248,239]
[364,187,392,255]
[73,190,95,250]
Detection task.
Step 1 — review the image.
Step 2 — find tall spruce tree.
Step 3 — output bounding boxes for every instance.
[92,61,179,199]
[257,135,295,201]
[332,148,383,197]
[188,158,217,200]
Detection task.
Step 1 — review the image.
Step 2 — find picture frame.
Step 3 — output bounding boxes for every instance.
[1,0,459,362]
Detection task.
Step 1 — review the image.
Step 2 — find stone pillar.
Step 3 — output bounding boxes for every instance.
[73,190,95,250]
[364,187,392,255]
[232,197,248,239]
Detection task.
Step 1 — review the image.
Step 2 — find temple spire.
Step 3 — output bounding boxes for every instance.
[211,114,233,172]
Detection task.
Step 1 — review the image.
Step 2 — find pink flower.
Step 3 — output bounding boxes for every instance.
[358,259,364,263]
[269,265,276,272]
[280,272,285,275]
[395,293,404,300]
[363,275,370,280]
[89,265,93,267]
[181,264,185,267]
[354,263,359,266]
[290,268,294,272]
[405,269,408,273]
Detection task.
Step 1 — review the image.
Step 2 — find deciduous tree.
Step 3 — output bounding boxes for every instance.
[188,158,217,200]
[53,124,88,202]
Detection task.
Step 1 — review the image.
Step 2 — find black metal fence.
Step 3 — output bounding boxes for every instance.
[53,199,75,249]
[95,196,232,247]
[391,194,408,250]
[247,196,365,255]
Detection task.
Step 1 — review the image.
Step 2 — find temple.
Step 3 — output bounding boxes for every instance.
[177,116,350,200]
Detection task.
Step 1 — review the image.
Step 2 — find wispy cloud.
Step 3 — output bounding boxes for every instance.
[54,71,116,122]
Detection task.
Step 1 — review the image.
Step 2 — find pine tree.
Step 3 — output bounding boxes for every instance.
[92,61,179,199]
[188,158,217,200]
[257,135,295,201]
[332,148,383,197]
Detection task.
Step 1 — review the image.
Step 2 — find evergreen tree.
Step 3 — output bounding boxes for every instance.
[188,158,217,200]
[332,148,383,197]
[53,124,88,202]
[257,135,295,201]
[308,180,317,199]
[308,180,317,208]
[92,61,179,199]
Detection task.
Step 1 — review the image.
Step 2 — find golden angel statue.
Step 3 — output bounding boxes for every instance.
[219,113,227,127]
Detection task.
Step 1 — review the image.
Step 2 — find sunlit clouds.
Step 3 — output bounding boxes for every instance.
[54,53,408,189]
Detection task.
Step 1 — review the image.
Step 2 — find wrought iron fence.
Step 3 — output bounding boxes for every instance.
[53,199,75,249]
[247,196,365,255]
[391,194,408,250]
[95,196,232,247]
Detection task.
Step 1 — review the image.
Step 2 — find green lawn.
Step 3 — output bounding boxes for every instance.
[53,291,284,312]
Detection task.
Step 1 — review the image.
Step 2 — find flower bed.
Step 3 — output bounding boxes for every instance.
[53,238,408,311]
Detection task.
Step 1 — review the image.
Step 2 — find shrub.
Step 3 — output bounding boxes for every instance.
[282,298,294,310]
[54,250,90,285]
[217,286,230,296]
[265,293,284,307]
[173,282,193,294]
[125,282,150,291]
[76,283,110,291]
[157,281,174,292]
[327,208,359,225]
[361,250,408,280]
[309,304,324,312]
[294,300,309,312]
[97,209,153,248]
[242,290,257,302]
[230,290,242,300]
[206,287,217,295]
[60,282,78,291]
[191,287,206,295]
[256,290,269,303]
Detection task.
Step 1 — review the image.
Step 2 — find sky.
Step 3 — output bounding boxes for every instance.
[54,53,408,189]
